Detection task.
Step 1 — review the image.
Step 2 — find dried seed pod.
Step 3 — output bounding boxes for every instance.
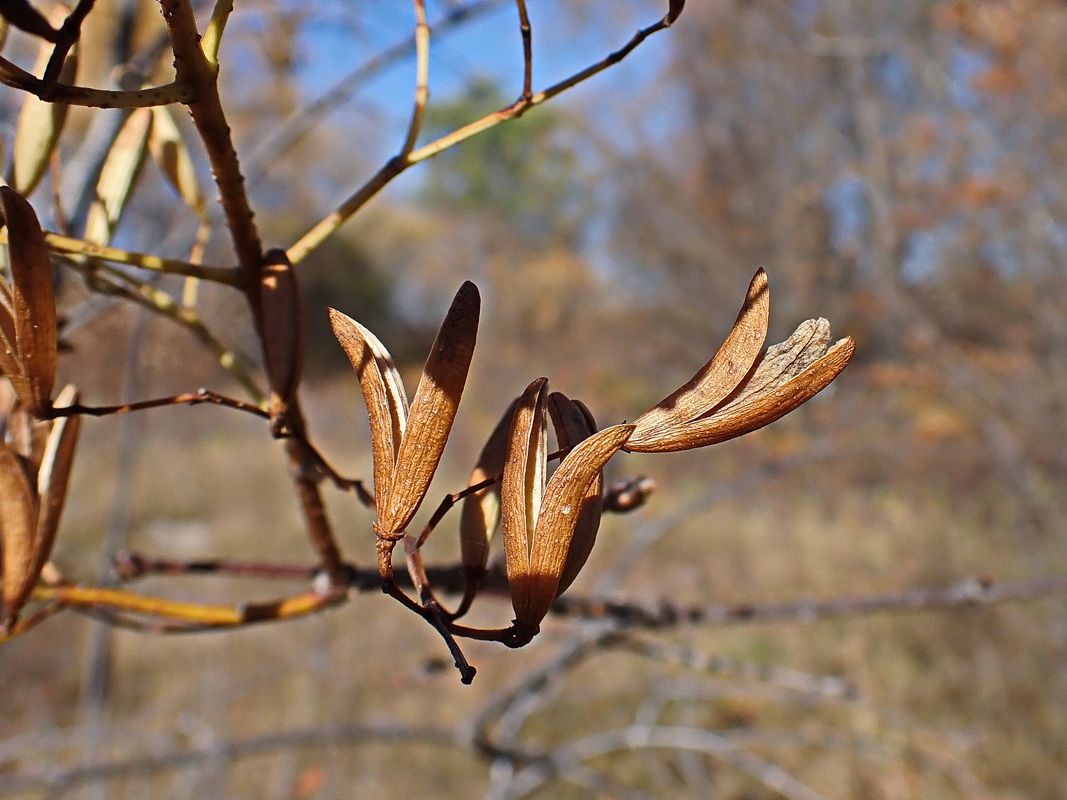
[459,396,519,579]
[0,438,39,631]
[628,269,768,449]
[625,270,854,453]
[1,186,57,416]
[379,281,479,536]
[513,423,634,634]
[331,281,480,537]
[661,333,855,450]
[329,308,409,510]
[501,378,549,617]
[33,384,80,588]
[0,280,21,383]
[546,393,603,596]
[260,249,305,427]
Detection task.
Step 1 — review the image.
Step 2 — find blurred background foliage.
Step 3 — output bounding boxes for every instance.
[3,0,1067,798]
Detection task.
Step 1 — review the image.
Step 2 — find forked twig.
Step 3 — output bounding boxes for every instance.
[287,2,686,265]
[515,0,533,104]
[399,0,431,158]
[45,389,269,420]
[41,0,96,94]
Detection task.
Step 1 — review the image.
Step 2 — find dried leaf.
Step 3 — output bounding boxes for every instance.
[10,32,76,195]
[459,396,519,577]
[515,423,633,630]
[0,438,39,630]
[83,107,152,246]
[260,249,305,419]
[34,384,79,581]
[329,307,408,510]
[628,269,768,450]
[501,378,548,600]
[1,186,56,415]
[379,281,480,535]
[667,0,686,24]
[148,106,204,215]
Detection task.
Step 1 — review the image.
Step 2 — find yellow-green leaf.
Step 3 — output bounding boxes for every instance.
[83,107,152,246]
[148,106,204,215]
[9,36,76,196]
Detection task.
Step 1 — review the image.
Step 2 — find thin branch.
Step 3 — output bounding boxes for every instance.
[286,6,681,265]
[493,726,830,800]
[201,0,234,66]
[0,723,461,794]
[19,585,341,629]
[285,434,350,591]
[553,574,1067,628]
[398,0,430,158]
[113,552,315,582]
[18,229,243,286]
[62,261,265,402]
[608,635,857,700]
[0,54,194,106]
[41,0,96,94]
[44,389,270,420]
[246,0,507,177]
[514,0,532,103]
[159,0,262,279]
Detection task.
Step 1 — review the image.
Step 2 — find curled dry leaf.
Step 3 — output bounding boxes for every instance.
[10,21,76,195]
[331,281,480,538]
[1,186,57,416]
[625,269,854,453]
[260,249,305,425]
[0,437,38,631]
[459,396,519,580]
